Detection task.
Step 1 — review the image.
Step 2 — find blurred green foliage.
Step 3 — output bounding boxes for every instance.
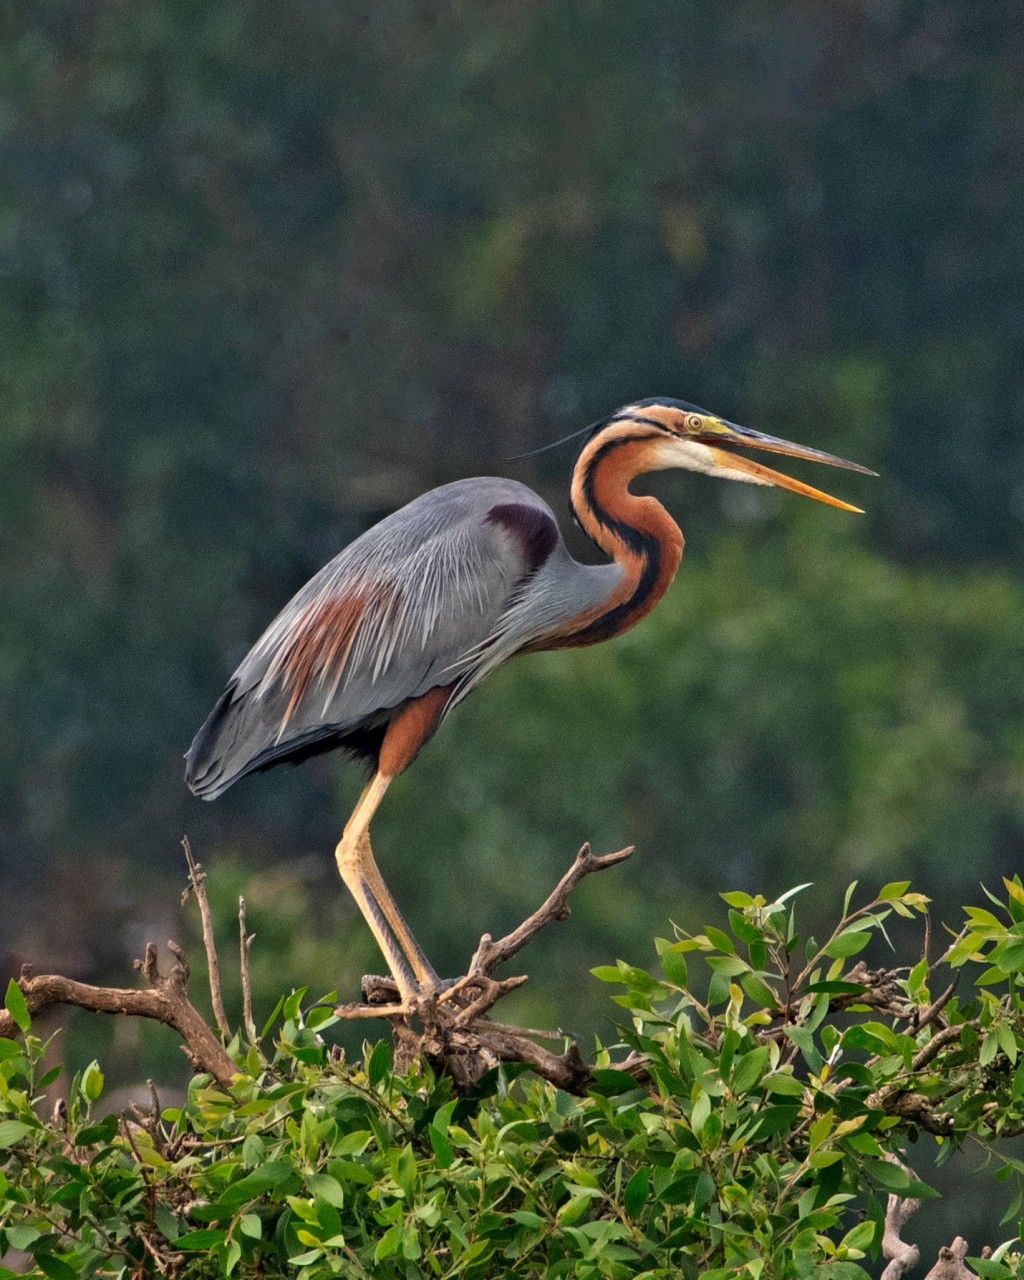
[2,0,1023,1136]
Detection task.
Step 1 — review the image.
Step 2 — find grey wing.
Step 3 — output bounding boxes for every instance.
[185,478,560,797]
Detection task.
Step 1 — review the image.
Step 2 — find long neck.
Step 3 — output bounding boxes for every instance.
[557,427,685,647]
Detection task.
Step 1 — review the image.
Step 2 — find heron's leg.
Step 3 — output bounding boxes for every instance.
[356,831,440,993]
[334,772,439,997]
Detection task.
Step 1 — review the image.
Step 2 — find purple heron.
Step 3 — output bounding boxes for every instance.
[186,398,872,1000]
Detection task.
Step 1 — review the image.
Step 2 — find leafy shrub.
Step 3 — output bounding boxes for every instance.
[3,882,1024,1278]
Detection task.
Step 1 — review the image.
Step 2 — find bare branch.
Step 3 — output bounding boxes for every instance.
[881,1192,921,1280]
[181,837,231,1040]
[911,978,957,1031]
[0,945,238,1091]
[467,843,634,977]
[882,1154,986,1280]
[923,1237,982,1280]
[335,843,639,1092]
[239,895,256,1043]
[911,1022,964,1072]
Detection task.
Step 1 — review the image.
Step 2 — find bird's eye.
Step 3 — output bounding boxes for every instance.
[686,414,703,432]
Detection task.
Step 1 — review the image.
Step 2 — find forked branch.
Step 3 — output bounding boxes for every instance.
[882,1173,989,1280]
[0,944,237,1090]
[339,843,644,1091]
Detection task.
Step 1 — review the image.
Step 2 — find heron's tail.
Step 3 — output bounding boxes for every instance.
[184,683,250,800]
[185,682,354,799]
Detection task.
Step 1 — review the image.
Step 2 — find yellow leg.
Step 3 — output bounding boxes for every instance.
[357,832,440,992]
[334,772,439,998]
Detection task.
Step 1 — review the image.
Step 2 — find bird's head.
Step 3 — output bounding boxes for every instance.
[592,397,876,512]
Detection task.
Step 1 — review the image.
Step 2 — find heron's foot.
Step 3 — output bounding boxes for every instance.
[333,845,639,1089]
[336,971,519,1022]
[358,972,458,1003]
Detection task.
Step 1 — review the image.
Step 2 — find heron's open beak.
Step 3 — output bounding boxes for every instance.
[698,421,877,513]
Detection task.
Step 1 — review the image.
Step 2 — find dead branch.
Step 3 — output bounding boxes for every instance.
[910,979,957,1032]
[881,1192,921,1280]
[181,837,231,1039]
[881,1154,988,1280]
[466,842,634,976]
[924,1238,987,1280]
[0,944,238,1091]
[337,844,642,1091]
[239,895,256,1043]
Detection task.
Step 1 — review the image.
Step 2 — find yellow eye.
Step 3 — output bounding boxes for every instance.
[686,413,703,432]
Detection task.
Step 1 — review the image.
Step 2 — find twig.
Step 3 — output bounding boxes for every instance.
[911,979,957,1032]
[0,945,238,1091]
[467,843,634,976]
[181,837,231,1040]
[910,1021,964,1072]
[239,896,256,1043]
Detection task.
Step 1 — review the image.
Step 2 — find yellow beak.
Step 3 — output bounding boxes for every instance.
[699,422,877,513]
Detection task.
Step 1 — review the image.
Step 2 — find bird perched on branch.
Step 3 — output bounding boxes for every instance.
[186,398,872,1002]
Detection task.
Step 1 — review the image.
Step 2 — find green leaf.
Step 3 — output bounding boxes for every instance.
[763,1071,805,1097]
[906,957,929,997]
[76,1114,118,1146]
[239,1214,262,1240]
[281,988,308,1022]
[218,1160,298,1208]
[81,1060,104,1102]
[224,1238,242,1276]
[739,971,778,1010]
[779,883,814,905]
[729,910,763,944]
[3,980,30,1034]
[731,1046,769,1095]
[720,891,754,908]
[752,1104,801,1137]
[824,928,873,959]
[703,926,735,954]
[174,1229,228,1249]
[995,1021,1018,1064]
[784,1025,823,1073]
[0,1121,31,1148]
[980,1031,1000,1067]
[367,1040,391,1087]
[865,1161,937,1197]
[690,1089,711,1137]
[428,1125,453,1167]
[556,1194,592,1226]
[308,1173,345,1207]
[35,1256,78,1280]
[623,1166,649,1217]
[969,1260,1012,1280]
[510,1210,545,1228]
[879,881,911,901]
[4,1225,40,1250]
[660,947,689,987]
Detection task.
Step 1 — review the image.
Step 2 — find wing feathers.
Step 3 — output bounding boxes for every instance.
[187,478,566,797]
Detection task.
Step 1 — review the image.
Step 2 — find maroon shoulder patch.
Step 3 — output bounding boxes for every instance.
[486,503,558,573]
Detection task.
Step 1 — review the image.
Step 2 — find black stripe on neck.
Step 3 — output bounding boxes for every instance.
[568,436,662,644]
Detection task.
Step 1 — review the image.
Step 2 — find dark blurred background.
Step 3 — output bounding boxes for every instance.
[2,0,1023,1245]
